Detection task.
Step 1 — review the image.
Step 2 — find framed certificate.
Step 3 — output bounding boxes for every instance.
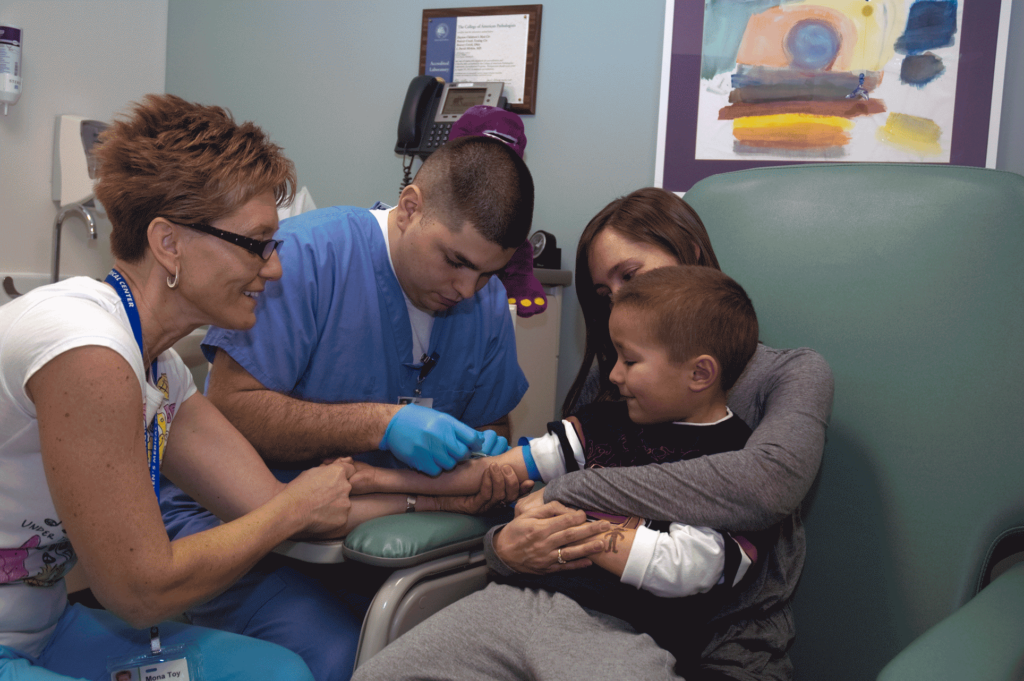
[420,5,542,115]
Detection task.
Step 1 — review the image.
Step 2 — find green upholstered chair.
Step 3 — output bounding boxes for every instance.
[284,164,1024,677]
[684,164,1024,681]
[877,562,1024,681]
[275,509,507,669]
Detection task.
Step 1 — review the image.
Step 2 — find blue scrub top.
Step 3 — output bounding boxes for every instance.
[203,205,527,431]
[162,205,527,540]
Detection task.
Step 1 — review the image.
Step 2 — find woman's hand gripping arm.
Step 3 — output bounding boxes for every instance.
[30,346,354,628]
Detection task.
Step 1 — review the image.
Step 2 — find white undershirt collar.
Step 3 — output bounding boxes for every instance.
[371,208,434,361]
[672,406,735,427]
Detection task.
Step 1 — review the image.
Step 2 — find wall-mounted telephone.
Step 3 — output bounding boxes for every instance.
[395,75,506,160]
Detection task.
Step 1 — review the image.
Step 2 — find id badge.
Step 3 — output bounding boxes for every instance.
[107,628,203,681]
[398,396,433,408]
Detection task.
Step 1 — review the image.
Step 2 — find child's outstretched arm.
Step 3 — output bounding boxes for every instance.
[327,463,527,536]
[349,447,531,497]
[353,417,588,498]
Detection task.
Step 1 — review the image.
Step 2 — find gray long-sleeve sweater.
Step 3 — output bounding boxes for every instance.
[486,344,834,678]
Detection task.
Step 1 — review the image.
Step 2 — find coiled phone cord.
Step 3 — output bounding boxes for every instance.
[400,150,414,192]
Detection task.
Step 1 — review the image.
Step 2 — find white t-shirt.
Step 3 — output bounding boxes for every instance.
[0,277,196,656]
[373,207,435,362]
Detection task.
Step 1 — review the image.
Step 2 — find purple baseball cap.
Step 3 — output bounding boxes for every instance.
[447,105,527,159]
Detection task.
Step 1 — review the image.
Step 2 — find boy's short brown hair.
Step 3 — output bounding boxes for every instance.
[94,93,296,263]
[612,265,759,391]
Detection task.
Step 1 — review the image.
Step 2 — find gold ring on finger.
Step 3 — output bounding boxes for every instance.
[557,547,566,564]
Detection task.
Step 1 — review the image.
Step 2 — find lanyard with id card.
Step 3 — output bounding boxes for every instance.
[104,271,203,680]
[106,627,203,681]
[105,269,163,497]
[398,351,439,408]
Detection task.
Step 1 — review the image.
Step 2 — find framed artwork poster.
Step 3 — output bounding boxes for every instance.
[656,0,1013,192]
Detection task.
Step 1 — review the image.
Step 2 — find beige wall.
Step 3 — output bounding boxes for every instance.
[0,0,167,299]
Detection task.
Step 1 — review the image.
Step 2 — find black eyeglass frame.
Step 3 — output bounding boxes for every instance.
[174,220,283,260]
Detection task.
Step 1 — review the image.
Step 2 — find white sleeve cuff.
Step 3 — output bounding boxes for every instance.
[621,524,660,589]
[626,523,728,598]
[528,420,585,483]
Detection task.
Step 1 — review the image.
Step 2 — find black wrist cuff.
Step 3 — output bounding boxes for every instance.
[547,420,579,473]
[722,533,741,588]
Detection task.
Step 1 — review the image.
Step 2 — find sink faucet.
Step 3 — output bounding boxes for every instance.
[51,203,98,283]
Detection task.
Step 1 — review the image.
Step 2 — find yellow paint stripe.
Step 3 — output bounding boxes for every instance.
[734,113,854,131]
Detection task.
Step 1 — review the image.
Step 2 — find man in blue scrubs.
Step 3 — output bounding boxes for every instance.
[159,136,533,680]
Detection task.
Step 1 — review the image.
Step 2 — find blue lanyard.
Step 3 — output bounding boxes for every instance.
[105,269,161,497]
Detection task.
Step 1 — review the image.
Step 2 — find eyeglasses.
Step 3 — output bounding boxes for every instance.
[175,220,283,260]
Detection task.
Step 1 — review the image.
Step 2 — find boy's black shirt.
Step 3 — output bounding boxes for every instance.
[499,400,769,674]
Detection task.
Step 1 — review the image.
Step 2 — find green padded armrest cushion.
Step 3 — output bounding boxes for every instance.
[341,511,507,568]
[877,562,1024,681]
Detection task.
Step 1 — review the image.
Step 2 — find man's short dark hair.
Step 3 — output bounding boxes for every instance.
[413,136,534,249]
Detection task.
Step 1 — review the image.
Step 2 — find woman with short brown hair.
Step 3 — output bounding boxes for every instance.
[0,94,353,680]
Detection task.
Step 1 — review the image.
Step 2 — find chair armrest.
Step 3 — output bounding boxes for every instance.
[274,537,346,564]
[342,512,506,568]
[274,511,509,567]
[877,562,1024,681]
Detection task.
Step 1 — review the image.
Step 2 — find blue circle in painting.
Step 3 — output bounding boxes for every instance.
[786,19,841,70]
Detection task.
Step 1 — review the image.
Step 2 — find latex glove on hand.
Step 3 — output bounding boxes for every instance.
[380,404,480,476]
[475,429,510,456]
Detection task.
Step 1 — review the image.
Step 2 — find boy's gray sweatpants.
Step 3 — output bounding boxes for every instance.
[351,582,682,681]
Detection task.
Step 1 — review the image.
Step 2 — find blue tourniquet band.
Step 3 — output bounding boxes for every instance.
[518,436,542,481]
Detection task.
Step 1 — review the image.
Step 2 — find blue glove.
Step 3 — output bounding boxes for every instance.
[380,404,480,476]
[475,429,510,456]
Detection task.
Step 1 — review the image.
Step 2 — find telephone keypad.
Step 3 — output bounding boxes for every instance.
[426,122,453,149]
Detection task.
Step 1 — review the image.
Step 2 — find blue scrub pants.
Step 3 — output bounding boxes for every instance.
[182,557,383,681]
[161,479,384,681]
[0,604,313,681]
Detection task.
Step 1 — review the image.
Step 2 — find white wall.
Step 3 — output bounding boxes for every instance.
[0,0,167,299]
[995,0,1024,177]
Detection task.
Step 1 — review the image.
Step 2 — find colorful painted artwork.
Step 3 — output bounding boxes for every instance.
[695,0,963,162]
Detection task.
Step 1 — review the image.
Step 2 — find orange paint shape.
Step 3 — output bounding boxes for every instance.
[736,5,858,72]
[719,98,886,120]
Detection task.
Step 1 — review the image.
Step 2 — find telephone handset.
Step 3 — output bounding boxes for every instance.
[394,75,506,160]
[396,76,442,155]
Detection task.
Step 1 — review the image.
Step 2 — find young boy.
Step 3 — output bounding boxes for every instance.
[350,264,762,594]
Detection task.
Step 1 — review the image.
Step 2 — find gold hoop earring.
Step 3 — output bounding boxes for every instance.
[166,265,180,290]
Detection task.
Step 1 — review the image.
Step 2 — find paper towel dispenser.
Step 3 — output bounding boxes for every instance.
[52,114,108,206]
